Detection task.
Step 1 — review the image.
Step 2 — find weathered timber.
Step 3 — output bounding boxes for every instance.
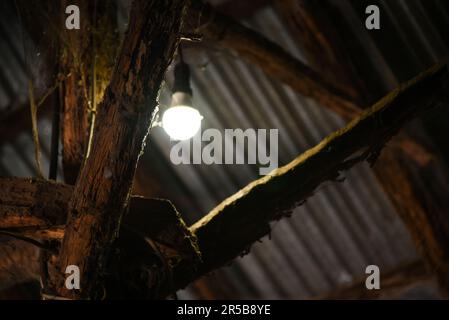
[53,0,188,299]
[0,178,196,247]
[0,178,199,298]
[0,178,70,229]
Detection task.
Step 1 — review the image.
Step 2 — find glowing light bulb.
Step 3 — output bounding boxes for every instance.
[161,56,203,140]
[162,92,202,140]
[162,106,202,141]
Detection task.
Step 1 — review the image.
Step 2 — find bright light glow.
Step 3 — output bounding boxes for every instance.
[162,106,202,141]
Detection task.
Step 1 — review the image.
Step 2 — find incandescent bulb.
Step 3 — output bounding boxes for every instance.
[162,105,202,141]
[162,59,203,140]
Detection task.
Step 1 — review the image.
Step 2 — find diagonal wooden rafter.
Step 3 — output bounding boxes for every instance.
[1,63,448,297]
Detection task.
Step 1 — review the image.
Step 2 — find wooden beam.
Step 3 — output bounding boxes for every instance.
[0,178,196,246]
[51,0,188,299]
[0,178,199,298]
[0,178,70,230]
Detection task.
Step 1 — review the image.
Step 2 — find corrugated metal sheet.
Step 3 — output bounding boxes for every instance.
[1,0,448,299]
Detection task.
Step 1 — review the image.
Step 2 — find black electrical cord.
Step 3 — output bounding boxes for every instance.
[173,45,193,95]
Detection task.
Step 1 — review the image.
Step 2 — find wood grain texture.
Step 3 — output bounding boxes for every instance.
[0,178,70,229]
[0,180,199,298]
[53,0,188,299]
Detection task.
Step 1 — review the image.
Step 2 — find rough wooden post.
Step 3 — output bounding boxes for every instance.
[51,0,188,299]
